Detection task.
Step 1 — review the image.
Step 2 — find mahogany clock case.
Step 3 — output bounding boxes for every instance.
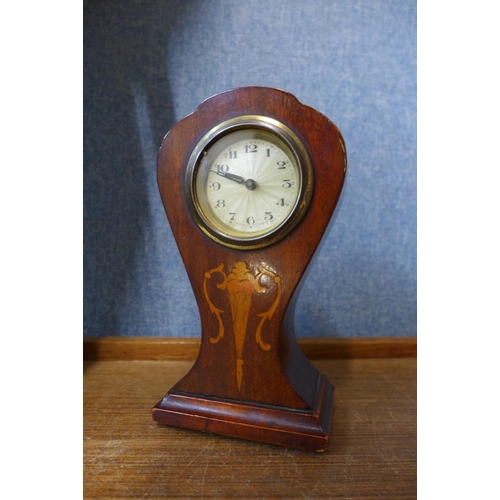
[153,87,347,452]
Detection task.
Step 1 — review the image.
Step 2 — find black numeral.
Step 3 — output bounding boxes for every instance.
[282,180,293,188]
[216,199,225,208]
[229,212,236,221]
[277,161,287,169]
[277,198,285,206]
[229,151,237,159]
[217,164,229,173]
[245,144,257,153]
[264,212,273,220]
[246,216,255,225]
[211,182,221,191]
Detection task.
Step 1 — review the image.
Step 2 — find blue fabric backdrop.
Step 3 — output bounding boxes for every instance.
[84,0,416,338]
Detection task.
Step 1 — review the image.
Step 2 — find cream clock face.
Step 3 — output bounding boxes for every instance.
[198,130,300,235]
[187,117,313,249]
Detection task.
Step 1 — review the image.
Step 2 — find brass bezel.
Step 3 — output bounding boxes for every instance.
[185,115,314,250]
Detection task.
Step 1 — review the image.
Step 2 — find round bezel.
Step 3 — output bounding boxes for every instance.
[185,115,314,250]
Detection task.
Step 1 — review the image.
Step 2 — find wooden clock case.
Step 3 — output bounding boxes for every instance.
[152,87,346,452]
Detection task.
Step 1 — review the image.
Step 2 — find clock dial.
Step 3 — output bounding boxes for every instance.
[200,130,300,237]
[188,119,313,249]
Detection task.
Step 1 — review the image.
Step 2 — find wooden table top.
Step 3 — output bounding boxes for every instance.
[84,357,416,499]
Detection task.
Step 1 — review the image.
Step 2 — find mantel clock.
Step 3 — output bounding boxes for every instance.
[152,87,346,452]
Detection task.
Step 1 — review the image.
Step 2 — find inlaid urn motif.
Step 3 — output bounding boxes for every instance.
[203,261,281,391]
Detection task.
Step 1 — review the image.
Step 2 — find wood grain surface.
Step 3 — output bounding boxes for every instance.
[84,358,416,499]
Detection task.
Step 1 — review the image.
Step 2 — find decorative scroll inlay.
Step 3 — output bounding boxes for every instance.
[203,262,282,391]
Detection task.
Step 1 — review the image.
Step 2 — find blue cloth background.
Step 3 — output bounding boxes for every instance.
[84,0,416,338]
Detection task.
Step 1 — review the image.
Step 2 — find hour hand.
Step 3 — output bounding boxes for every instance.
[211,170,245,184]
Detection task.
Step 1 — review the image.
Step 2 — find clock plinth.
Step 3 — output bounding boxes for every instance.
[153,374,334,452]
[153,87,346,451]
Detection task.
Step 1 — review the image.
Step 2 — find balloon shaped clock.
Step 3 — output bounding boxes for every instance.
[152,87,346,452]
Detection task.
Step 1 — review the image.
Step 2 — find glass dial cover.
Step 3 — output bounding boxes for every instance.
[186,117,313,249]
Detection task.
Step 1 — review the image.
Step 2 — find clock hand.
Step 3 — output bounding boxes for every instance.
[210,170,257,191]
[210,170,245,184]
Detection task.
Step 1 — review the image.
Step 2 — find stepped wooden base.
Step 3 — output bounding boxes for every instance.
[152,374,334,452]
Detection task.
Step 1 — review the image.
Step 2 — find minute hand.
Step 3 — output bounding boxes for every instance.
[211,170,245,184]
